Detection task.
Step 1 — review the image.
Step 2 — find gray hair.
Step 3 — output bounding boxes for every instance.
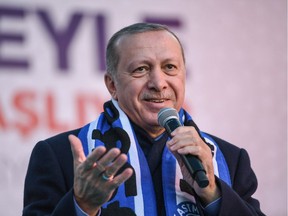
[105,22,186,78]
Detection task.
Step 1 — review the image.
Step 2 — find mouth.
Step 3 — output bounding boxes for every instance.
[145,98,166,103]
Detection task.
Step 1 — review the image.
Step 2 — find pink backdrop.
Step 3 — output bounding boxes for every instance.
[0,0,286,215]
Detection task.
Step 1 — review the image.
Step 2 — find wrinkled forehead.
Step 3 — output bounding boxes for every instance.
[115,30,185,61]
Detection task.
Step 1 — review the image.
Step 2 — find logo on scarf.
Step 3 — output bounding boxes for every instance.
[174,201,200,216]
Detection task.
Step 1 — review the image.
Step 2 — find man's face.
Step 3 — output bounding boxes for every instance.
[105,30,186,137]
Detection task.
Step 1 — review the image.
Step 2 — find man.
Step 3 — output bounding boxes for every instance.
[23,23,265,216]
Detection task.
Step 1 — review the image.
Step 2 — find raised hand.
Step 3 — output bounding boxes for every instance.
[69,134,133,215]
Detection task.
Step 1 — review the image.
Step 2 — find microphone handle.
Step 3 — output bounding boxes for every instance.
[165,118,209,188]
[180,154,209,188]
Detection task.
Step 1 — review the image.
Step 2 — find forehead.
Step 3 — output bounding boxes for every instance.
[116,30,183,60]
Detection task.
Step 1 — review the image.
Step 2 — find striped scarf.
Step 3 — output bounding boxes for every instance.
[78,99,231,216]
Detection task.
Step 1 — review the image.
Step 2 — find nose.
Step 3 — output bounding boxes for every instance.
[147,67,168,91]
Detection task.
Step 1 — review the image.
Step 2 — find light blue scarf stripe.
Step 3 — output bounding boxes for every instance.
[78,124,90,156]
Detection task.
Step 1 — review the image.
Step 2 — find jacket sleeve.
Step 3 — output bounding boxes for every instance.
[216,148,265,216]
[23,140,76,216]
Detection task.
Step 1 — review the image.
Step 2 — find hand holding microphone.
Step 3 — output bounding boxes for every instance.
[158,108,209,188]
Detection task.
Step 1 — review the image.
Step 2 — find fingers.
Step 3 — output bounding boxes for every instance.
[70,134,133,213]
[83,148,122,180]
[167,126,207,156]
[98,150,132,186]
[109,167,133,189]
[69,134,107,170]
[95,148,121,171]
[101,153,134,187]
[69,134,87,166]
[166,126,217,190]
[166,126,213,176]
[89,150,133,193]
[69,134,132,183]
[101,151,126,178]
[84,147,107,172]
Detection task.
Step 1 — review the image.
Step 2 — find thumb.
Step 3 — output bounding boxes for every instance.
[69,134,86,167]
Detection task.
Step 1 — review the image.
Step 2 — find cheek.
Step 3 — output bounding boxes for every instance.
[115,77,148,106]
[116,82,138,102]
[173,79,185,106]
[124,80,143,94]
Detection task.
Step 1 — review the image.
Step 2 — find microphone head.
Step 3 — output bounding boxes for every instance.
[158,107,179,127]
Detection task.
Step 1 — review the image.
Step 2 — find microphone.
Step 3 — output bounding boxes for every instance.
[158,108,209,188]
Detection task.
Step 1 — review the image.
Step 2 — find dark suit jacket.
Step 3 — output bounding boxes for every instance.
[23,128,265,216]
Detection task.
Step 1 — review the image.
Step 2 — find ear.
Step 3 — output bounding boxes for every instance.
[104,73,118,100]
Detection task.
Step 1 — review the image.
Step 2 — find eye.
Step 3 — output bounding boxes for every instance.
[132,66,150,77]
[166,64,176,70]
[135,66,147,72]
[164,64,178,75]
